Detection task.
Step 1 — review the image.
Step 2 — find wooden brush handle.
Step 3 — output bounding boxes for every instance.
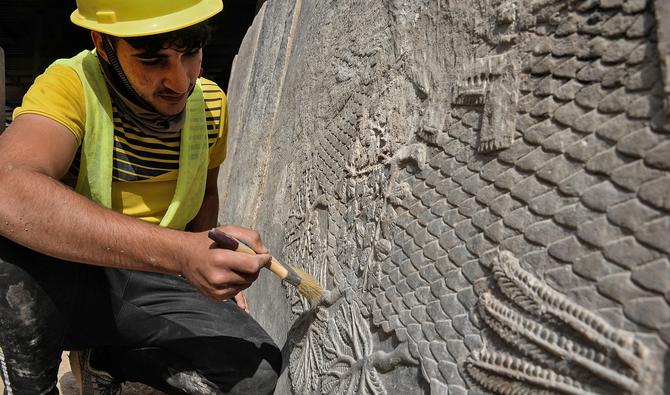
[208,229,288,280]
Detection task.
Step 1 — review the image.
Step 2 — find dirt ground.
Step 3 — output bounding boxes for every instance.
[0,352,164,394]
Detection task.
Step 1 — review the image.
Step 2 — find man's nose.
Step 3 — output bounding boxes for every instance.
[163,60,191,94]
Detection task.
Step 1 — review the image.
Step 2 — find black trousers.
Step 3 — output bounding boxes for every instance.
[0,236,281,394]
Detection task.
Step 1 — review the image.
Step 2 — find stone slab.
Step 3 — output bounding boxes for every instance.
[221,1,670,394]
[655,0,670,129]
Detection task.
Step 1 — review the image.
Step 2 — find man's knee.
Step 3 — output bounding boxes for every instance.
[229,354,281,395]
[170,361,279,395]
[253,359,281,394]
[209,341,282,395]
[0,260,63,330]
[114,340,282,394]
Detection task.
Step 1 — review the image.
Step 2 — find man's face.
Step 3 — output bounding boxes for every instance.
[114,38,203,116]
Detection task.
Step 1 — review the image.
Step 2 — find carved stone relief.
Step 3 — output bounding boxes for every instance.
[468,251,656,394]
[453,53,519,153]
[220,0,670,393]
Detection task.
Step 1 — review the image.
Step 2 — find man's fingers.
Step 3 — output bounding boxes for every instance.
[211,270,258,287]
[234,292,249,313]
[213,248,270,274]
[196,271,248,300]
[210,285,246,301]
[195,249,268,294]
[216,225,268,254]
[184,228,270,302]
[193,279,243,301]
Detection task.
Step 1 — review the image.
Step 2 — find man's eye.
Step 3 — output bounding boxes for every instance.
[140,59,161,66]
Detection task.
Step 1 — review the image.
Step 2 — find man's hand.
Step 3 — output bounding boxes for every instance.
[179,224,271,301]
[234,291,249,313]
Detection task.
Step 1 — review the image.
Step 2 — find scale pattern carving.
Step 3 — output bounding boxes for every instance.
[279,0,669,393]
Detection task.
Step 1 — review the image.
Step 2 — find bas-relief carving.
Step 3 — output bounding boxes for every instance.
[452,54,519,153]
[226,0,670,393]
[653,0,670,124]
[468,251,655,394]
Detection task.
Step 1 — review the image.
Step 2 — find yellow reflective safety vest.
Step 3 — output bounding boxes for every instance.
[54,50,208,230]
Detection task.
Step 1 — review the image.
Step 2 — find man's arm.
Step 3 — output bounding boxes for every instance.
[0,114,269,300]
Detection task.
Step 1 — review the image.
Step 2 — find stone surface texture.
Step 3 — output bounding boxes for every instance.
[221,0,670,394]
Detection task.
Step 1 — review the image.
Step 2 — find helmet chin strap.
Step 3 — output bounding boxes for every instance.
[101,35,152,109]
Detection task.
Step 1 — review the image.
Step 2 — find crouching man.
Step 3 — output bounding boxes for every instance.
[0,1,281,393]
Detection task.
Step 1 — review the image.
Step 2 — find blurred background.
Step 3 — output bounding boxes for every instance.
[0,0,264,132]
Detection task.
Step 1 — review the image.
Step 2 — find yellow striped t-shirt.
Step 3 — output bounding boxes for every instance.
[14,64,228,224]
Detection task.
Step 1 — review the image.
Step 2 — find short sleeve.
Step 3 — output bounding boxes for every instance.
[208,93,228,169]
[13,64,86,146]
[199,78,228,169]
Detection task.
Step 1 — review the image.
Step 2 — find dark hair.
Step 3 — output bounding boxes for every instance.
[113,20,213,54]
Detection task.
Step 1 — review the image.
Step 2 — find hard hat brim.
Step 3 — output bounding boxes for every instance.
[70,0,223,37]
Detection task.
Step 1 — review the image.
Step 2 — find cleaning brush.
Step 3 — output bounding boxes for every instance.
[208,228,324,301]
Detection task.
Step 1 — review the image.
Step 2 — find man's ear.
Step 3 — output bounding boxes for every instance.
[90,31,109,63]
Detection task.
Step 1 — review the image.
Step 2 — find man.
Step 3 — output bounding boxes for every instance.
[0,1,281,394]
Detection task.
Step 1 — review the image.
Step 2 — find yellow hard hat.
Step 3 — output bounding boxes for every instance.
[70,0,223,37]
